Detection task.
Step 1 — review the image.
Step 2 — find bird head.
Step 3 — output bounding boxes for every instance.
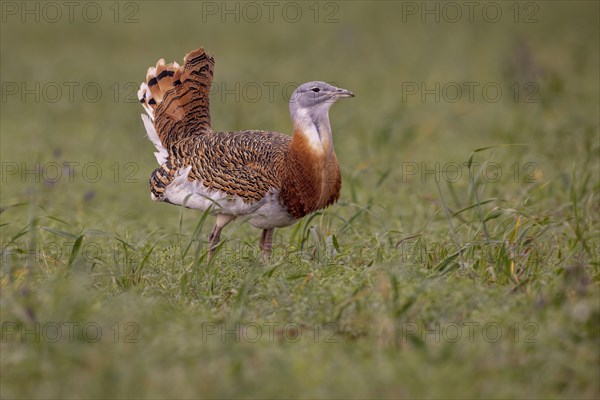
[289,81,354,119]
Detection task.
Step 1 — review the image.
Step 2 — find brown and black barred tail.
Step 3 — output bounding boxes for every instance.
[138,48,215,150]
[149,159,178,201]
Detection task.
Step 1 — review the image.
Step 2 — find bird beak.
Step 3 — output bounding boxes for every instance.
[333,87,355,98]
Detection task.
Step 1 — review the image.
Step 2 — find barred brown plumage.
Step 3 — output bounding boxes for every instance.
[171,130,290,203]
[138,47,354,261]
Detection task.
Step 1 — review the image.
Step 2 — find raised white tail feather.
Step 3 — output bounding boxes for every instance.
[137,83,154,120]
[141,114,168,165]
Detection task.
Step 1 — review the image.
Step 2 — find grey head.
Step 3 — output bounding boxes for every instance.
[289,81,354,124]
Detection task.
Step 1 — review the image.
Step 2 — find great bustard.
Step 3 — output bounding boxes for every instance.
[138,47,353,260]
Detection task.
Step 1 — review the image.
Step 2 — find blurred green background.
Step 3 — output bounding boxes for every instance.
[1,1,599,399]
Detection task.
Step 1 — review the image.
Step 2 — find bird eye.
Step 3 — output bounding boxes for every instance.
[310,87,320,92]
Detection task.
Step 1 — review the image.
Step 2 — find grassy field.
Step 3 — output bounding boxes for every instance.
[1,1,599,398]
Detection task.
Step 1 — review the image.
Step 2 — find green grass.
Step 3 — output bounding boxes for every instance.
[1,1,599,399]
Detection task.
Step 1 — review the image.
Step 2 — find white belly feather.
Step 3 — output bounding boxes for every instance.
[152,166,296,229]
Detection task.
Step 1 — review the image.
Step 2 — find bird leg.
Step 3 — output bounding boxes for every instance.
[207,226,222,261]
[259,228,275,261]
[207,214,235,262]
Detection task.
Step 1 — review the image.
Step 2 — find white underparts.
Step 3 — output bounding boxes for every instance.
[159,166,296,229]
